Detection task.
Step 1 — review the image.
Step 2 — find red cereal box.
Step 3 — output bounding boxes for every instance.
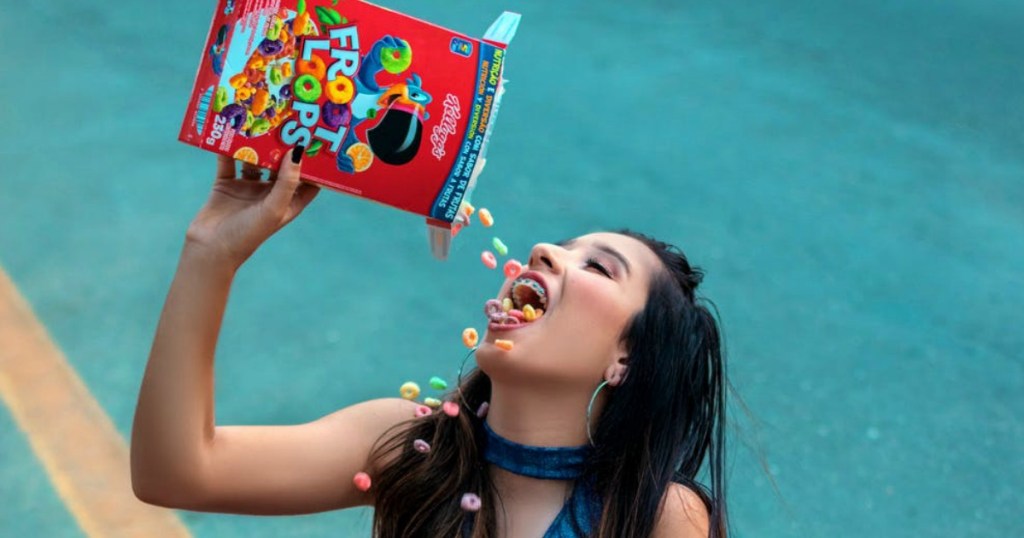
[179,0,520,259]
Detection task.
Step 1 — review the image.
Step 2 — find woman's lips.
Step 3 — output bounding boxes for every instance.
[487,320,530,332]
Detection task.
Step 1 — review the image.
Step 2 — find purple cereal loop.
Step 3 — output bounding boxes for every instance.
[219,103,246,130]
[413,439,431,453]
[322,101,352,129]
[475,402,489,418]
[279,84,292,99]
[484,299,503,317]
[257,39,284,56]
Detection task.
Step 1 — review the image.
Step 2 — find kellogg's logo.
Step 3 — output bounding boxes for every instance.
[431,93,461,161]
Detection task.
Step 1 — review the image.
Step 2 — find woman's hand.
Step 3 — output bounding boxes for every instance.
[185,147,320,269]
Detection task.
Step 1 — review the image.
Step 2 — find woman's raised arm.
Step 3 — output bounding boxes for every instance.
[130,150,415,513]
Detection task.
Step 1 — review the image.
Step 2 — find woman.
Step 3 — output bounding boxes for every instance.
[131,149,728,537]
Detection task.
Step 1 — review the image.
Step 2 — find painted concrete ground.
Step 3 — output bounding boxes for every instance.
[1,0,1021,536]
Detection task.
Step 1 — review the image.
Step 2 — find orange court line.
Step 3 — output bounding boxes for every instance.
[0,266,191,538]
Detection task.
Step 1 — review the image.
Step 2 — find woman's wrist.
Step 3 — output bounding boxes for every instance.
[181,237,243,276]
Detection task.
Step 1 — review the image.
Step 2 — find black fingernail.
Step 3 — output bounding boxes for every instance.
[291,146,304,164]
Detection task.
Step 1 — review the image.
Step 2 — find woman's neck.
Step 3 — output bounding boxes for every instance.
[485,379,603,447]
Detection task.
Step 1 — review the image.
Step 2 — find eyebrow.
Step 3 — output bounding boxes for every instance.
[556,238,632,276]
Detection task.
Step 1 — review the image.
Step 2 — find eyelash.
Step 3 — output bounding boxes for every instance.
[585,258,612,278]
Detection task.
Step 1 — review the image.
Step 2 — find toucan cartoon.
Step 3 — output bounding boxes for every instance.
[335,35,432,173]
[208,24,229,75]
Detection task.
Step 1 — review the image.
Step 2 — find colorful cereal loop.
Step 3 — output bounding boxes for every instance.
[477,208,494,227]
[503,259,523,280]
[352,472,372,492]
[462,327,479,348]
[481,251,497,269]
[492,237,508,256]
[399,381,421,400]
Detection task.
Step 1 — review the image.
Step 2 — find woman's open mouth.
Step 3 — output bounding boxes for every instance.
[484,272,550,331]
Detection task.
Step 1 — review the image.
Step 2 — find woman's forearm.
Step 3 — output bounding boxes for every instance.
[131,240,237,499]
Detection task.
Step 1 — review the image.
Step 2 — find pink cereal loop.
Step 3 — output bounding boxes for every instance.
[481,251,497,269]
[352,472,372,492]
[414,405,433,418]
[461,492,482,512]
[413,439,431,453]
[503,259,522,279]
[442,401,460,417]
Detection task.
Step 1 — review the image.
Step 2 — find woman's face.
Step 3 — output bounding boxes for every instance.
[477,232,662,388]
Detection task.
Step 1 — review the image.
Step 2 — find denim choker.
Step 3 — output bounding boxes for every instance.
[482,421,591,480]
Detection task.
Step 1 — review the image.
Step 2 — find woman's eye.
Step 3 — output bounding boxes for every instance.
[585,258,612,278]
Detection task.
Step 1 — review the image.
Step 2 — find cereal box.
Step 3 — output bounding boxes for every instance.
[179,0,520,259]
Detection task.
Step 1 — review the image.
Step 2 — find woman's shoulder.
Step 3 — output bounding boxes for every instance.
[652,482,710,538]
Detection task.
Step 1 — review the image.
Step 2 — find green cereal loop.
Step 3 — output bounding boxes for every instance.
[293,74,322,103]
[297,0,306,14]
[266,19,283,40]
[250,117,272,136]
[492,237,508,257]
[268,67,283,85]
[213,86,229,112]
[429,376,448,391]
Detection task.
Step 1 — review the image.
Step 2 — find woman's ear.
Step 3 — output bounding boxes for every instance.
[604,356,629,387]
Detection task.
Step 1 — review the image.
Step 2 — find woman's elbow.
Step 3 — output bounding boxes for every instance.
[130,459,206,509]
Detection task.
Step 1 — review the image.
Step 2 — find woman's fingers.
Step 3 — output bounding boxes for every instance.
[264,146,305,214]
[285,182,321,222]
[216,155,236,180]
[240,162,263,181]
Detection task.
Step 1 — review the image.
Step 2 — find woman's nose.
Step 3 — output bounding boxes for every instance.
[528,243,565,274]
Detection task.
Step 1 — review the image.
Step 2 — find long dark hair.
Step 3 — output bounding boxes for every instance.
[369,230,728,537]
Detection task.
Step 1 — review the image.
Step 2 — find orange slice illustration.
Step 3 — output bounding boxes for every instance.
[346,143,373,172]
[233,146,258,164]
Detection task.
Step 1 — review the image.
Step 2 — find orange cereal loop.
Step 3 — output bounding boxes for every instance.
[280,61,293,78]
[251,90,271,115]
[461,328,479,348]
[236,86,254,101]
[247,55,266,70]
[229,73,248,89]
[294,13,310,36]
[478,208,494,227]
[297,55,326,80]
[325,75,355,104]
[495,339,514,351]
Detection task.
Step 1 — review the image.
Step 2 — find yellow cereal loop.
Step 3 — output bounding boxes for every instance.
[400,381,421,400]
[523,304,537,322]
[424,397,442,408]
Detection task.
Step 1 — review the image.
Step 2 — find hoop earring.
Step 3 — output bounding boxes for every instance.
[456,346,478,411]
[585,380,610,447]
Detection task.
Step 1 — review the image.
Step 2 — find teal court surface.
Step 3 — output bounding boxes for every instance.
[1,0,1021,536]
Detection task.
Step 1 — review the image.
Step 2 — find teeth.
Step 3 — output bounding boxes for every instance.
[510,277,548,310]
